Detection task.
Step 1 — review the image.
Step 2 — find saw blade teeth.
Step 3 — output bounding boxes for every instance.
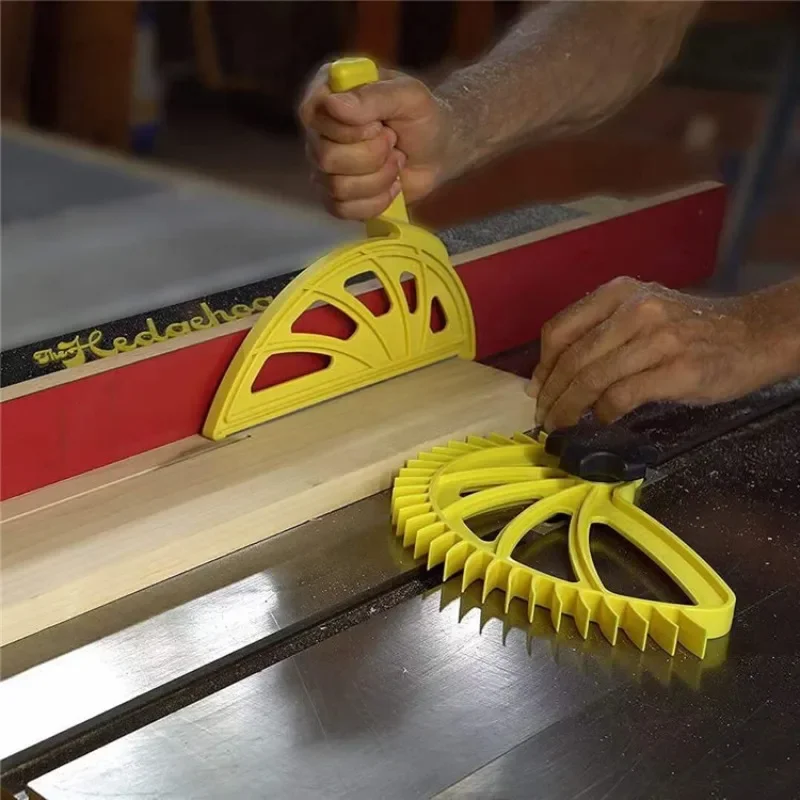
[677,610,709,660]
[403,512,438,548]
[650,608,679,656]
[598,597,622,646]
[427,531,458,569]
[623,603,650,652]
[481,561,511,603]
[505,567,531,614]
[461,551,491,592]
[413,522,447,559]
[442,540,472,580]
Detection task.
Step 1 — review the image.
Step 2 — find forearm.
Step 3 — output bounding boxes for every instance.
[747,277,800,384]
[435,1,702,179]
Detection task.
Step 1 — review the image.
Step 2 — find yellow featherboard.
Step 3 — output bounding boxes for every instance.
[203,57,475,441]
[391,431,736,659]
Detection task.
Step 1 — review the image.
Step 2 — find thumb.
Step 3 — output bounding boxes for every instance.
[323,78,424,126]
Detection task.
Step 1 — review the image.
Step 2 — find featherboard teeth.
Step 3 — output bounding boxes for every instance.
[391,433,735,659]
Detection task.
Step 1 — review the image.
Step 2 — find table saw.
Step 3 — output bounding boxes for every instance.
[1,110,799,800]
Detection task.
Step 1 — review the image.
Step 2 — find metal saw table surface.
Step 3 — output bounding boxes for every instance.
[4,377,799,798]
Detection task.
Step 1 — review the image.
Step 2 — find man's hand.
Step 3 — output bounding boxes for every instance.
[298,4,701,222]
[528,277,800,431]
[298,64,452,220]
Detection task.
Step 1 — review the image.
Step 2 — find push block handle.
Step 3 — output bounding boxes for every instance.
[545,422,659,483]
[328,57,409,226]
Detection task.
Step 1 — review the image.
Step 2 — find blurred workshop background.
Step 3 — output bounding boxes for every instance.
[2,0,798,285]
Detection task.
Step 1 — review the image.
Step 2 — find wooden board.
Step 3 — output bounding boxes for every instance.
[1,433,240,524]
[0,359,535,646]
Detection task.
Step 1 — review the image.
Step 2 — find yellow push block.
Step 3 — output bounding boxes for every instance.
[391,432,736,659]
[203,57,474,441]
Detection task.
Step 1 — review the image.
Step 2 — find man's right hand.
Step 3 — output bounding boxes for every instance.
[298,64,451,220]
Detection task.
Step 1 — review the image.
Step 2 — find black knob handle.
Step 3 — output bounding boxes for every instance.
[544,422,659,482]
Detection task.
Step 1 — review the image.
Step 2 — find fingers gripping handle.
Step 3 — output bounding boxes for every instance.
[329,57,409,225]
[328,56,379,93]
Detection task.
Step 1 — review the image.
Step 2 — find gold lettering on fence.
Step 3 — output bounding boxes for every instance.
[33,296,274,370]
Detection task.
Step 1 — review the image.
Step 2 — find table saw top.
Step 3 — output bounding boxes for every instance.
[4,372,799,798]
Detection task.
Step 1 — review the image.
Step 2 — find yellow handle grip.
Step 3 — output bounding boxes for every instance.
[329,57,409,225]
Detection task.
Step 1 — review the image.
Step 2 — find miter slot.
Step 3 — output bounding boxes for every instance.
[1,568,445,791]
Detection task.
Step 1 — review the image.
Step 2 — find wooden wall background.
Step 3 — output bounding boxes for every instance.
[2,1,796,239]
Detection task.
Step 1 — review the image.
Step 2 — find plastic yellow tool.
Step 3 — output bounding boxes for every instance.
[391,432,736,659]
[203,57,475,441]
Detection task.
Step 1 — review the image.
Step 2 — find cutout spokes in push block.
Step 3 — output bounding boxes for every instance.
[391,432,735,659]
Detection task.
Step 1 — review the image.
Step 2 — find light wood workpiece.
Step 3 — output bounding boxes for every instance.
[1,359,535,645]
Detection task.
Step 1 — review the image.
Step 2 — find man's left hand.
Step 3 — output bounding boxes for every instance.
[528,276,796,431]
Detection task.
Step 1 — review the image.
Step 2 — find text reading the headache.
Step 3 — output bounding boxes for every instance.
[32,297,274,370]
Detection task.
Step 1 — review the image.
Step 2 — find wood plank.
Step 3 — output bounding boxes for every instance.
[1,434,241,523]
[0,359,536,645]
